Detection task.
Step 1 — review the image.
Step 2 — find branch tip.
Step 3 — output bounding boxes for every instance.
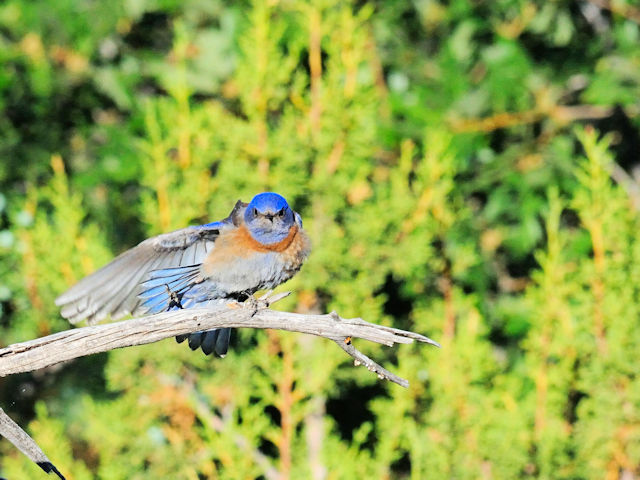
[332,338,411,388]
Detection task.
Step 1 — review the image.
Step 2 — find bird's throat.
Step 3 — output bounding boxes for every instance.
[243,225,299,252]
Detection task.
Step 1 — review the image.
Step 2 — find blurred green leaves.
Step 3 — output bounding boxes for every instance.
[1,0,640,478]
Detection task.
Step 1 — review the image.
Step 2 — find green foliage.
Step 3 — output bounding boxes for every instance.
[1,0,640,478]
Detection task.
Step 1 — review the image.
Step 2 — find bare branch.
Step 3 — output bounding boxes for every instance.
[0,408,65,479]
[0,292,439,477]
[0,292,440,385]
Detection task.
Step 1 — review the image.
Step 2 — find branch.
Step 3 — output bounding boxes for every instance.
[0,292,439,478]
[0,292,440,386]
[0,408,65,480]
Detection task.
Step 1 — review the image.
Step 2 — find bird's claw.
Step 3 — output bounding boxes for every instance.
[165,284,184,310]
[243,294,259,310]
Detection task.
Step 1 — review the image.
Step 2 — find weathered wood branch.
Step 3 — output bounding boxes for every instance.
[0,292,439,478]
[0,408,65,479]
[0,292,440,386]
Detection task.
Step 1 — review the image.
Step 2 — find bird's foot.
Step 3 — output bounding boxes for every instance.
[238,290,277,312]
[242,293,260,311]
[165,284,184,310]
[230,290,291,311]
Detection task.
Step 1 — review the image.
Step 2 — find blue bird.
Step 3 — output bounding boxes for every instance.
[55,192,311,356]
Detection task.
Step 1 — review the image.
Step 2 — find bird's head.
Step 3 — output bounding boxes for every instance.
[244,192,297,244]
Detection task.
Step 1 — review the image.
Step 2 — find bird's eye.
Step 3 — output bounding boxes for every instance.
[253,208,259,216]
[278,208,285,218]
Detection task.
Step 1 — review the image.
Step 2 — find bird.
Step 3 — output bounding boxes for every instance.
[55,192,311,357]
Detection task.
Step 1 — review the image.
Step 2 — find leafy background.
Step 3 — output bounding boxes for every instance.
[1,0,640,478]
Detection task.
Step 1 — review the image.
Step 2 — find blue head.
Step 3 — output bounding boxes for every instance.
[244,192,296,244]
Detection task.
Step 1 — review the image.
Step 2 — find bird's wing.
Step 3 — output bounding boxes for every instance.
[56,202,247,325]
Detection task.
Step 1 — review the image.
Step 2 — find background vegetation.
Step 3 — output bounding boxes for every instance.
[1,0,640,478]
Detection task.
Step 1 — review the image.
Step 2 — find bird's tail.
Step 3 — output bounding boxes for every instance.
[175,328,231,357]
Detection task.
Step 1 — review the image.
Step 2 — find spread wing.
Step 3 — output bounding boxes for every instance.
[55,213,242,325]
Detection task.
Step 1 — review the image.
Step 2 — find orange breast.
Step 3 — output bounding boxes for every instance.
[234,224,300,253]
[202,224,308,276]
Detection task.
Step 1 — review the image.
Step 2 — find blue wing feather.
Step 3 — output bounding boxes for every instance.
[140,265,203,313]
[56,218,233,324]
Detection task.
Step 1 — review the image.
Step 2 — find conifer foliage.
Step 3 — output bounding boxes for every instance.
[1,1,639,478]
